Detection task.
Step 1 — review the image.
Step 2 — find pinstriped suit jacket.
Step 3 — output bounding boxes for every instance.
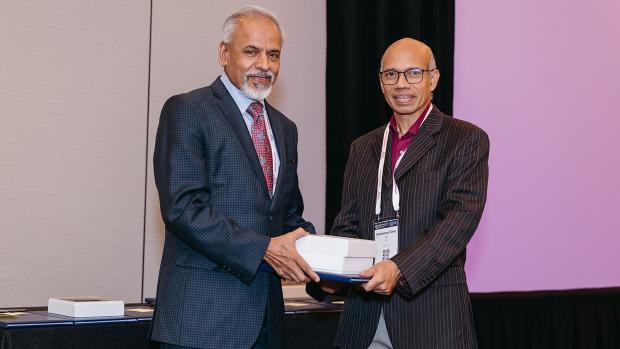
[331,107,489,349]
[150,77,314,349]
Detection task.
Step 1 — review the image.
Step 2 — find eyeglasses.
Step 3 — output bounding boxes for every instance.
[379,68,435,85]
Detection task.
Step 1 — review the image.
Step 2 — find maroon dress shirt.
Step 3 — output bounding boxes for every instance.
[389,103,431,171]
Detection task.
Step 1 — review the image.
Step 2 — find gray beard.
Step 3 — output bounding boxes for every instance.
[241,80,272,100]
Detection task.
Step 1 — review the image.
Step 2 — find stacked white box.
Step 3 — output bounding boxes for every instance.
[296,235,376,274]
[48,297,124,317]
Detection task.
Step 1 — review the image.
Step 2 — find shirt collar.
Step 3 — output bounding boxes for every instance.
[220,72,265,115]
[389,102,433,137]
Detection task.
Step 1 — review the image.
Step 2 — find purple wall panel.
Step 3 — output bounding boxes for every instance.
[454,0,620,291]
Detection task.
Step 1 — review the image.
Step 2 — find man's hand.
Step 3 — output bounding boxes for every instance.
[319,279,346,294]
[263,228,320,283]
[359,260,402,295]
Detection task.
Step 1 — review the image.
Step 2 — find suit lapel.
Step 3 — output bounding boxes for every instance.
[211,78,270,198]
[265,102,287,206]
[393,108,443,181]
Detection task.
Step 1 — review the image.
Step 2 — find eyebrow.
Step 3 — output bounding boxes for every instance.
[242,45,280,53]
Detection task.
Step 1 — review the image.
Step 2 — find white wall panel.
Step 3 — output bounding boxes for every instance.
[0,1,150,307]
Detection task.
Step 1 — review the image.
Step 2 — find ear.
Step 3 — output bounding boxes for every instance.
[218,42,228,67]
[429,69,440,92]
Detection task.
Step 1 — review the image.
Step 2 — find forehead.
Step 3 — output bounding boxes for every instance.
[382,45,429,70]
[230,17,282,48]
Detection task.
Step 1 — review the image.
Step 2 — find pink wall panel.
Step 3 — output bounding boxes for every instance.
[454,0,620,292]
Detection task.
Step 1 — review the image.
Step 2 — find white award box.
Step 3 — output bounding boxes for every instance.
[295,235,376,274]
[296,235,376,258]
[48,297,124,317]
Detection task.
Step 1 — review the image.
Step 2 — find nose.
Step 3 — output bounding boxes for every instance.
[256,52,269,70]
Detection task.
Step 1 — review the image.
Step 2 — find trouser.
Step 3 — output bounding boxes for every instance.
[159,308,270,349]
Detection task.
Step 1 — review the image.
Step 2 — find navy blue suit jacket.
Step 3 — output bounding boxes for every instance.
[150,77,314,348]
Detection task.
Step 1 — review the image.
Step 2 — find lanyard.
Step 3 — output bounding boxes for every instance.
[375,126,405,218]
[374,106,433,218]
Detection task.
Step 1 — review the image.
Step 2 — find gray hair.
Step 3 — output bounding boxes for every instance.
[222,6,284,44]
[428,54,437,70]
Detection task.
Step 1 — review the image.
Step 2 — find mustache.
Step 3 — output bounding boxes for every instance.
[245,70,274,80]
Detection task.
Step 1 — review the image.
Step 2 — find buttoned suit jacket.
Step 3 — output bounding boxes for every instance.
[330,107,489,349]
[150,77,313,349]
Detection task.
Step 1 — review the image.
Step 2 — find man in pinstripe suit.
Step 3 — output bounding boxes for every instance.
[150,7,318,349]
[316,38,489,348]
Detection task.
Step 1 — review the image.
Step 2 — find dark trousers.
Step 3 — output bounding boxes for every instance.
[159,308,269,349]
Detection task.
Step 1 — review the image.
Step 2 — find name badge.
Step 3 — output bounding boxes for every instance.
[373,218,399,263]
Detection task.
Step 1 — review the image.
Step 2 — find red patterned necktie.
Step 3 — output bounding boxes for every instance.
[247,101,274,195]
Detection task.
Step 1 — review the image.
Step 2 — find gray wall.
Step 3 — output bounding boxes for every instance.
[0,0,326,307]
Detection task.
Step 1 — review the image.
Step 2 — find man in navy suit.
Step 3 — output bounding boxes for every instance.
[150,6,319,349]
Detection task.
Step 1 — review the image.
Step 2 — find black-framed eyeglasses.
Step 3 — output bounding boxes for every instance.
[379,68,435,85]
